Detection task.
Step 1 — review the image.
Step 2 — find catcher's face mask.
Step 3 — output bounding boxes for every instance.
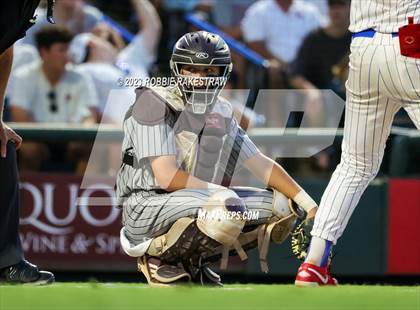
[172,63,229,114]
[170,31,233,114]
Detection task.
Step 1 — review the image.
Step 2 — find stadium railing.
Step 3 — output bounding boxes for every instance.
[12,123,420,177]
[12,123,344,143]
[388,127,420,177]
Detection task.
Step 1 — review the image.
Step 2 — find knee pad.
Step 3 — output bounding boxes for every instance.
[196,189,247,247]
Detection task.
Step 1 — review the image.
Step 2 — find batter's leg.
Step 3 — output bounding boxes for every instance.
[311,38,402,247]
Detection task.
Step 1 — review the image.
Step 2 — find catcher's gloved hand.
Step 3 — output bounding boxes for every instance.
[290,217,314,261]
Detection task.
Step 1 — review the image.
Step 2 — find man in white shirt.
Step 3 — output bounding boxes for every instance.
[241,0,323,67]
[11,26,98,124]
[241,0,323,125]
[9,25,99,171]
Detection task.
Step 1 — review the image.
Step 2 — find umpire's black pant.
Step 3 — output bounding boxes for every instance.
[0,0,41,268]
[0,142,23,268]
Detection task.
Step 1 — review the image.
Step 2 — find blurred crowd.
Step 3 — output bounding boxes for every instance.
[3,0,413,177]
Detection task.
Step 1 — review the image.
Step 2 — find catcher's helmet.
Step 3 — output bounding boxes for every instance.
[170,31,233,114]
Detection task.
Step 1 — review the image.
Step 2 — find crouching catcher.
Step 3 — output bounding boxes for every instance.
[116,31,318,286]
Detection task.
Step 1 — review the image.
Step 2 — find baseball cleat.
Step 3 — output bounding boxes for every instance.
[294,262,338,287]
[138,255,191,287]
[0,260,55,285]
[184,257,223,286]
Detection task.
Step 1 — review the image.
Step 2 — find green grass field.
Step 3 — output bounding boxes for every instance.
[1,283,419,310]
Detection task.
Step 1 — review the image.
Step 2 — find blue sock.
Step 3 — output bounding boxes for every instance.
[305,237,333,267]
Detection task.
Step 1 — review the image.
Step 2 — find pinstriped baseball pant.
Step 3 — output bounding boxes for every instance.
[123,187,275,245]
[312,33,420,243]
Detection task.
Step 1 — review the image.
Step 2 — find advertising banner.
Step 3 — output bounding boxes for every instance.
[19,174,134,271]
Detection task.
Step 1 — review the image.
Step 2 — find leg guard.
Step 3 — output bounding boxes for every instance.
[144,189,247,283]
[205,189,304,273]
[257,189,304,272]
[147,218,222,265]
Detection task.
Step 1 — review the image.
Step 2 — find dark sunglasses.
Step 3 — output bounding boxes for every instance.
[47,90,58,113]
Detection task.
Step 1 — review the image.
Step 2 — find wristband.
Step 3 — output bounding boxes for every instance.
[293,190,318,212]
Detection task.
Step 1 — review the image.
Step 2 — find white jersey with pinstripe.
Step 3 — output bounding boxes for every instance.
[311,0,420,243]
[349,0,420,33]
[116,86,276,244]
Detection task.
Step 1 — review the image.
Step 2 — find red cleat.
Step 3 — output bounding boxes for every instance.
[295,262,338,287]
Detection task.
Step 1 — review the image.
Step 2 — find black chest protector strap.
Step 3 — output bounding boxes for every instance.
[122,147,135,167]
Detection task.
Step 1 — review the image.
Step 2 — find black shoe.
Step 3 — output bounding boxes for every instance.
[185,258,223,287]
[0,260,55,285]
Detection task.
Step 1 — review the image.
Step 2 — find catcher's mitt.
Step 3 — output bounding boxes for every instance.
[290,217,314,261]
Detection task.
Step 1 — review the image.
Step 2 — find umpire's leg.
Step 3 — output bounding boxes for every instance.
[0,141,23,268]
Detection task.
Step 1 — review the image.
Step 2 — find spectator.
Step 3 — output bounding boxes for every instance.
[290,0,351,124]
[70,33,126,120]
[290,0,350,92]
[289,0,351,174]
[70,0,161,120]
[241,0,323,126]
[21,0,104,46]
[69,0,161,176]
[111,0,161,76]
[9,25,99,172]
[241,0,323,77]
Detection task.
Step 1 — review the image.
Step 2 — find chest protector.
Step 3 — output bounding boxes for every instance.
[124,86,233,183]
